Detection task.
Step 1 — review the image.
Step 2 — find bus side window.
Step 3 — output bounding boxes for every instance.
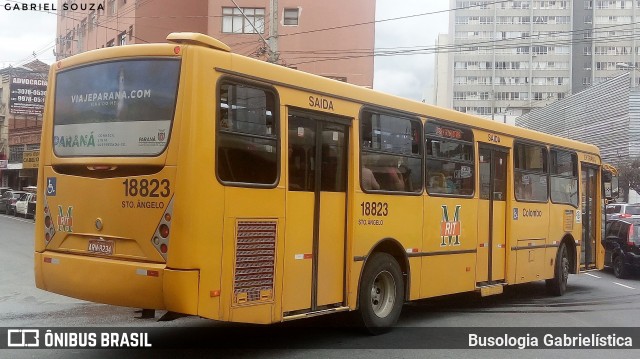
[425,121,474,197]
[359,110,422,193]
[217,82,278,186]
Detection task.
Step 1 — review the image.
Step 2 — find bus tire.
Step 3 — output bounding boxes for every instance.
[613,255,629,279]
[357,252,404,335]
[546,242,569,296]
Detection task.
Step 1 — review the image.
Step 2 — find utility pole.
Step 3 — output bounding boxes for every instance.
[269,0,279,63]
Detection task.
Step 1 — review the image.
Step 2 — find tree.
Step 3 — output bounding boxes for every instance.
[616,156,640,202]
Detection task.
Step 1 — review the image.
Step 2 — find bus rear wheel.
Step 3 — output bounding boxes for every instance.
[357,252,404,335]
[546,242,569,296]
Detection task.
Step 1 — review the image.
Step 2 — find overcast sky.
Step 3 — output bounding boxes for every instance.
[0,0,449,101]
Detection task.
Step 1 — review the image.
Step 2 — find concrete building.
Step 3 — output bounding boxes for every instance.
[438,0,640,123]
[516,72,638,165]
[516,72,640,201]
[55,0,375,87]
[0,60,49,189]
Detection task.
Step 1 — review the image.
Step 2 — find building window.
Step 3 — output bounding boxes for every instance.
[222,7,265,34]
[9,145,24,163]
[108,0,116,16]
[106,39,114,47]
[323,76,347,82]
[129,25,134,40]
[89,11,96,31]
[119,32,127,46]
[283,8,299,26]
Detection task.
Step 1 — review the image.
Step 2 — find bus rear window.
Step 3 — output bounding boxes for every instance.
[53,58,180,157]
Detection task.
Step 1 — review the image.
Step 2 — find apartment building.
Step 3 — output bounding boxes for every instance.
[55,0,375,87]
[438,0,640,123]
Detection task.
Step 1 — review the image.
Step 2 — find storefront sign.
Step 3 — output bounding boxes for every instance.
[9,74,47,115]
[22,150,39,169]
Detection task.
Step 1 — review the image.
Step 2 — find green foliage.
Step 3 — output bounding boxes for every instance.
[616,157,640,200]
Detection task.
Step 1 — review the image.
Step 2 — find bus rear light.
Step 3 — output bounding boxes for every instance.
[151,196,173,261]
[44,257,59,264]
[43,195,55,245]
[159,224,169,238]
[174,46,181,54]
[136,269,159,277]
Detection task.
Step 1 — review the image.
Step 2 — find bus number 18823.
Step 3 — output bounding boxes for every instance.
[360,201,388,216]
[122,179,170,198]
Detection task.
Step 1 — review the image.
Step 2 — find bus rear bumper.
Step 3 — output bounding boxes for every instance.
[35,251,199,314]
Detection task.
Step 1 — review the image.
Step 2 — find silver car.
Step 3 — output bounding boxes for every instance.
[606,203,640,222]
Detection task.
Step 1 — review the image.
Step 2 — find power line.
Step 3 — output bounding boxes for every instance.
[285,20,640,66]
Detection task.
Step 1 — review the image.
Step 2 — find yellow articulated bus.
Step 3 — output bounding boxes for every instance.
[35,33,614,333]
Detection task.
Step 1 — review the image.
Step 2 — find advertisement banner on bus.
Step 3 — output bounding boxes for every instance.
[53,59,180,157]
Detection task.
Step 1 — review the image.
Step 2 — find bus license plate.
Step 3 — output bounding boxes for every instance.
[88,238,114,256]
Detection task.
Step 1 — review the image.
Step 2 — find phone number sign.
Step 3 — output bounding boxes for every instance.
[10,75,47,115]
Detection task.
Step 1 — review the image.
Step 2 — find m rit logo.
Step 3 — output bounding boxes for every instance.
[57,206,73,233]
[440,204,461,247]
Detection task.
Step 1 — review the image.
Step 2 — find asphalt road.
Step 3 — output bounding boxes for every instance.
[2,214,640,358]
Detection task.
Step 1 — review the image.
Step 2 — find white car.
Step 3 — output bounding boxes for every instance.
[14,193,34,218]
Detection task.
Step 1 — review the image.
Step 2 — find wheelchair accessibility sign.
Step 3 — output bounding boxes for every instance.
[46,177,57,196]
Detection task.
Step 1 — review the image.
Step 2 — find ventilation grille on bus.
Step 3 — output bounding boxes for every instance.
[233,220,277,305]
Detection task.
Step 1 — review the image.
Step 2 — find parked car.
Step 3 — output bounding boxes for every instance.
[606,203,640,222]
[0,190,27,215]
[603,218,640,278]
[15,193,34,218]
[27,193,37,219]
[0,187,11,196]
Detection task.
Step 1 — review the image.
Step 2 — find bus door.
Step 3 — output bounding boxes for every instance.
[283,109,349,314]
[477,145,508,284]
[581,164,598,269]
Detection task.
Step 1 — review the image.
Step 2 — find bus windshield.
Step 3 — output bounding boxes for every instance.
[53,58,180,157]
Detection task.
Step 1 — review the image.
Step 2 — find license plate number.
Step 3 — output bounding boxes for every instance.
[88,238,114,256]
